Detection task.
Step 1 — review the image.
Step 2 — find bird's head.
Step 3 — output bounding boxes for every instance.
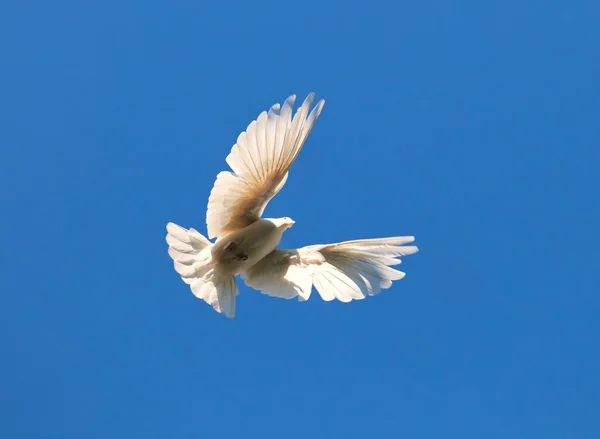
[273,217,295,230]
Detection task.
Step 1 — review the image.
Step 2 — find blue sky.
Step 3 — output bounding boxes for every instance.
[2,1,599,438]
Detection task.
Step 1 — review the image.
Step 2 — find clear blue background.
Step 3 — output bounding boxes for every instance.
[2,1,599,438]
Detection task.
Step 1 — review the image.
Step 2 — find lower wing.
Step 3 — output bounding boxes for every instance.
[243,237,418,302]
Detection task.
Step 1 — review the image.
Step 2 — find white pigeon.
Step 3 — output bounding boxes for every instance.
[166,93,418,318]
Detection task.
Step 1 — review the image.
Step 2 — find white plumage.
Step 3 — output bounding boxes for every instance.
[166,93,418,318]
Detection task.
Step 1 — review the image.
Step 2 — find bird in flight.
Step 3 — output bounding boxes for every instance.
[166,93,418,318]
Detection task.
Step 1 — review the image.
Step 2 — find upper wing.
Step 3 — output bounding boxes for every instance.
[206,93,325,239]
[243,237,419,302]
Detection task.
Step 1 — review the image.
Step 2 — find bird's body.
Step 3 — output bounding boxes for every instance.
[166,93,418,318]
[211,218,291,276]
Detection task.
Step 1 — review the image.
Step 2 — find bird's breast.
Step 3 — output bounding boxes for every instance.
[212,220,284,275]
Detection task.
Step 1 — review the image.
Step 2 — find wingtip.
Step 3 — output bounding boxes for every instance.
[302,92,315,107]
[399,236,416,244]
[306,92,325,108]
[402,245,419,256]
[166,222,180,233]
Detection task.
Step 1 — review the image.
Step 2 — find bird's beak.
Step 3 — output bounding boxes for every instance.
[288,220,295,229]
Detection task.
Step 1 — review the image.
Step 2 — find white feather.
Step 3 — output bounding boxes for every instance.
[244,237,418,303]
[206,93,325,239]
[166,222,238,318]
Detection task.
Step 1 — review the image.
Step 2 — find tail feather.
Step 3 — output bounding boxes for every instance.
[189,269,238,318]
[166,222,238,318]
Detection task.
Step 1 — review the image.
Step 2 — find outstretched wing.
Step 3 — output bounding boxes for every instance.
[206,93,325,239]
[243,237,419,302]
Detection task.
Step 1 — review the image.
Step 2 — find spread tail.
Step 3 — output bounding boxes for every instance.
[166,222,238,318]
